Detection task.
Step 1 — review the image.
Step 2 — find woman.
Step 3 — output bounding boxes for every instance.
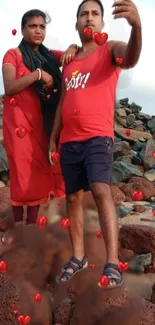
[2,9,78,224]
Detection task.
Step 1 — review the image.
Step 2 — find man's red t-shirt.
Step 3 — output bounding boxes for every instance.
[60,42,121,143]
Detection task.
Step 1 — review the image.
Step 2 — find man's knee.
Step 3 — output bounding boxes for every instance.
[66,190,84,206]
[90,183,112,202]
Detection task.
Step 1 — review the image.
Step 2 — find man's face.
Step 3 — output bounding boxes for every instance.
[76,1,104,39]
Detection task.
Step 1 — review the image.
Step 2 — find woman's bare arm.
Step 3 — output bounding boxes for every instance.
[2,64,39,96]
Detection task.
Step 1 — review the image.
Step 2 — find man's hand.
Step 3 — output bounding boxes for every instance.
[112,0,141,28]
[48,138,57,165]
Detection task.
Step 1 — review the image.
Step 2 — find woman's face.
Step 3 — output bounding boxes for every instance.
[22,16,46,46]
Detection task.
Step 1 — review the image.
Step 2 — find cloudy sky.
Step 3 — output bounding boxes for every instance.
[0,0,155,115]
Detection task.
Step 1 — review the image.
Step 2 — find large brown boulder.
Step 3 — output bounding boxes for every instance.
[116,177,155,200]
[110,185,126,205]
[119,224,155,259]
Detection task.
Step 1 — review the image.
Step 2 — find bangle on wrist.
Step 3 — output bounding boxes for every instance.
[36,68,42,80]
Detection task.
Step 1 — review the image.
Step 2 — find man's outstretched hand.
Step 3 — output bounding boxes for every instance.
[112,0,141,28]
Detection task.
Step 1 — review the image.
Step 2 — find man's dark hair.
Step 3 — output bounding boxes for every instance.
[21,9,51,29]
[76,0,104,19]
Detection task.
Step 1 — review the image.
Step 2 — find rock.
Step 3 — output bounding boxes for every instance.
[116,108,127,117]
[143,138,155,169]
[147,117,155,132]
[128,253,152,273]
[111,162,143,184]
[116,205,134,218]
[133,205,147,213]
[128,177,155,200]
[136,112,151,121]
[144,170,155,181]
[118,248,135,262]
[130,102,142,113]
[115,124,152,142]
[110,185,126,205]
[0,181,5,188]
[119,98,129,106]
[116,116,127,127]
[145,265,155,274]
[0,143,8,172]
[126,114,135,126]
[151,283,155,304]
[119,224,155,258]
[124,107,132,114]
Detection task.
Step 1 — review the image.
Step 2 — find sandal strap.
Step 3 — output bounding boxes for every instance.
[104,263,120,271]
[70,255,87,267]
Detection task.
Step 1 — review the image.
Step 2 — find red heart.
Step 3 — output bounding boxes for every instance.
[18,315,31,325]
[92,32,108,46]
[61,218,70,229]
[125,129,130,136]
[34,293,42,303]
[96,231,102,239]
[90,263,96,268]
[153,210,155,216]
[15,127,26,138]
[51,152,60,161]
[12,29,17,36]
[84,27,92,37]
[99,275,109,287]
[118,262,129,272]
[132,191,144,201]
[10,98,16,106]
[47,94,50,99]
[57,201,61,206]
[116,57,123,66]
[153,263,155,269]
[12,304,16,309]
[0,260,8,273]
[13,309,19,315]
[37,216,48,229]
[53,89,58,93]
[152,151,155,159]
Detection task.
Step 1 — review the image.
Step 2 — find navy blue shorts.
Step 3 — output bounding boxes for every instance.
[60,136,113,195]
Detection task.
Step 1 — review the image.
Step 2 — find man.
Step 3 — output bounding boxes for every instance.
[49,0,142,288]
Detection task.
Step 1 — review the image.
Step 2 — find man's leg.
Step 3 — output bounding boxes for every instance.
[90,182,119,285]
[27,205,40,224]
[56,142,89,283]
[85,136,120,286]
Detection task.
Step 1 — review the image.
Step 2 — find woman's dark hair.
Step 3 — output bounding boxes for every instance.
[21,9,51,29]
[76,0,104,19]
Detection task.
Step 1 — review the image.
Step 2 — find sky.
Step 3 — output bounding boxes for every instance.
[0,0,155,115]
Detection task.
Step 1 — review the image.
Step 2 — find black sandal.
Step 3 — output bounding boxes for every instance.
[98,263,124,289]
[55,255,88,284]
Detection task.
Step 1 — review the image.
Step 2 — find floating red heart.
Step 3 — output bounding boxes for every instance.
[14,309,19,315]
[92,32,108,46]
[18,315,31,325]
[51,152,59,161]
[61,218,70,229]
[153,210,155,216]
[34,293,42,303]
[57,201,61,206]
[53,89,57,93]
[84,27,92,37]
[47,94,50,99]
[96,231,102,239]
[132,191,144,201]
[0,260,8,273]
[12,29,17,36]
[125,129,130,136]
[37,216,48,229]
[15,127,26,138]
[116,57,123,66]
[118,262,129,272]
[90,263,96,268]
[99,275,109,288]
[12,304,16,309]
[153,263,155,269]
[10,98,16,106]
[152,151,155,159]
